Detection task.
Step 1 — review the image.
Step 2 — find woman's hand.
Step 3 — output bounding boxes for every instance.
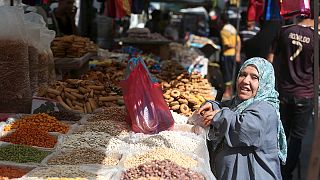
[202,109,221,127]
[198,102,213,115]
[198,102,220,127]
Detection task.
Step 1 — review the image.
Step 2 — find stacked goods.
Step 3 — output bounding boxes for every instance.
[121,160,204,180]
[0,144,51,163]
[81,66,125,86]
[154,60,187,82]
[47,148,120,166]
[51,35,97,58]
[127,28,151,39]
[161,72,214,116]
[0,126,57,148]
[0,166,33,179]
[37,79,123,113]
[168,43,200,68]
[127,28,168,41]
[5,113,69,134]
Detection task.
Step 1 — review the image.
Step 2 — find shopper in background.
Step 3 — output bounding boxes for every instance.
[145,10,162,34]
[271,14,320,180]
[198,57,287,179]
[219,13,241,99]
[50,0,78,36]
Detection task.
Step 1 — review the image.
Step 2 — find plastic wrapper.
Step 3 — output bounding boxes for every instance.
[38,52,50,87]
[28,46,39,94]
[0,7,32,113]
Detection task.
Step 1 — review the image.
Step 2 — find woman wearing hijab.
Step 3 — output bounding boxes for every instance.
[198,57,287,180]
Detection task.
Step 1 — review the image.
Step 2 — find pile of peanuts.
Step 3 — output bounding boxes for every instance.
[0,126,57,148]
[26,165,95,178]
[121,160,205,180]
[123,147,197,169]
[161,72,214,116]
[8,113,69,134]
[47,148,121,166]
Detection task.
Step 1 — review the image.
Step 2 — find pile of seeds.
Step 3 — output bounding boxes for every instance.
[26,165,95,178]
[75,121,130,136]
[123,147,197,169]
[59,132,113,149]
[47,148,120,166]
[0,144,51,163]
[87,107,127,122]
[121,160,205,180]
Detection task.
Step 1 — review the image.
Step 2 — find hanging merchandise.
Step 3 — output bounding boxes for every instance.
[264,0,282,20]
[120,57,174,134]
[115,0,132,18]
[247,0,264,22]
[280,0,310,19]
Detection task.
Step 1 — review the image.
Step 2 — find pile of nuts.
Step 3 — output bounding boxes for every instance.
[47,148,120,166]
[75,121,130,136]
[0,126,57,148]
[121,160,205,180]
[0,165,33,179]
[161,72,214,116]
[87,107,127,122]
[8,113,69,134]
[26,165,95,178]
[123,147,197,169]
[59,132,113,149]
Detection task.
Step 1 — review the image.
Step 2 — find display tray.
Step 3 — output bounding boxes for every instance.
[114,38,172,45]
[54,52,96,70]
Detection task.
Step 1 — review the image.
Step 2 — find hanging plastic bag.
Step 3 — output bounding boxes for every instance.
[280,0,311,19]
[120,57,174,134]
[0,6,32,113]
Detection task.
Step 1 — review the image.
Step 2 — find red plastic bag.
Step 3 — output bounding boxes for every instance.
[120,60,174,134]
[280,0,310,19]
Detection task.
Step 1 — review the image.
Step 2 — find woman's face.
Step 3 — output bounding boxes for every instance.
[236,65,259,100]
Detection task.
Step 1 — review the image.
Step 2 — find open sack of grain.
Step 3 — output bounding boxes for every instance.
[0,7,31,113]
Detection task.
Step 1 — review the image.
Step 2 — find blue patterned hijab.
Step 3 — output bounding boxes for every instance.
[231,57,287,164]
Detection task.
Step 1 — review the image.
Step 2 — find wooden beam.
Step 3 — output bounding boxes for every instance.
[307,0,319,178]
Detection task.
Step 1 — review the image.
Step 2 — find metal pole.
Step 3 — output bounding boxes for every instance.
[10,0,13,6]
[307,0,319,178]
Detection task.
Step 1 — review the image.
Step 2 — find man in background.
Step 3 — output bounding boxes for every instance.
[50,0,78,36]
[272,14,320,180]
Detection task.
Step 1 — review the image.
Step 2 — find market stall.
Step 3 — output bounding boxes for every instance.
[0,5,218,180]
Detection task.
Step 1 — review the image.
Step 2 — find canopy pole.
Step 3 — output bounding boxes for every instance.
[307,0,319,178]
